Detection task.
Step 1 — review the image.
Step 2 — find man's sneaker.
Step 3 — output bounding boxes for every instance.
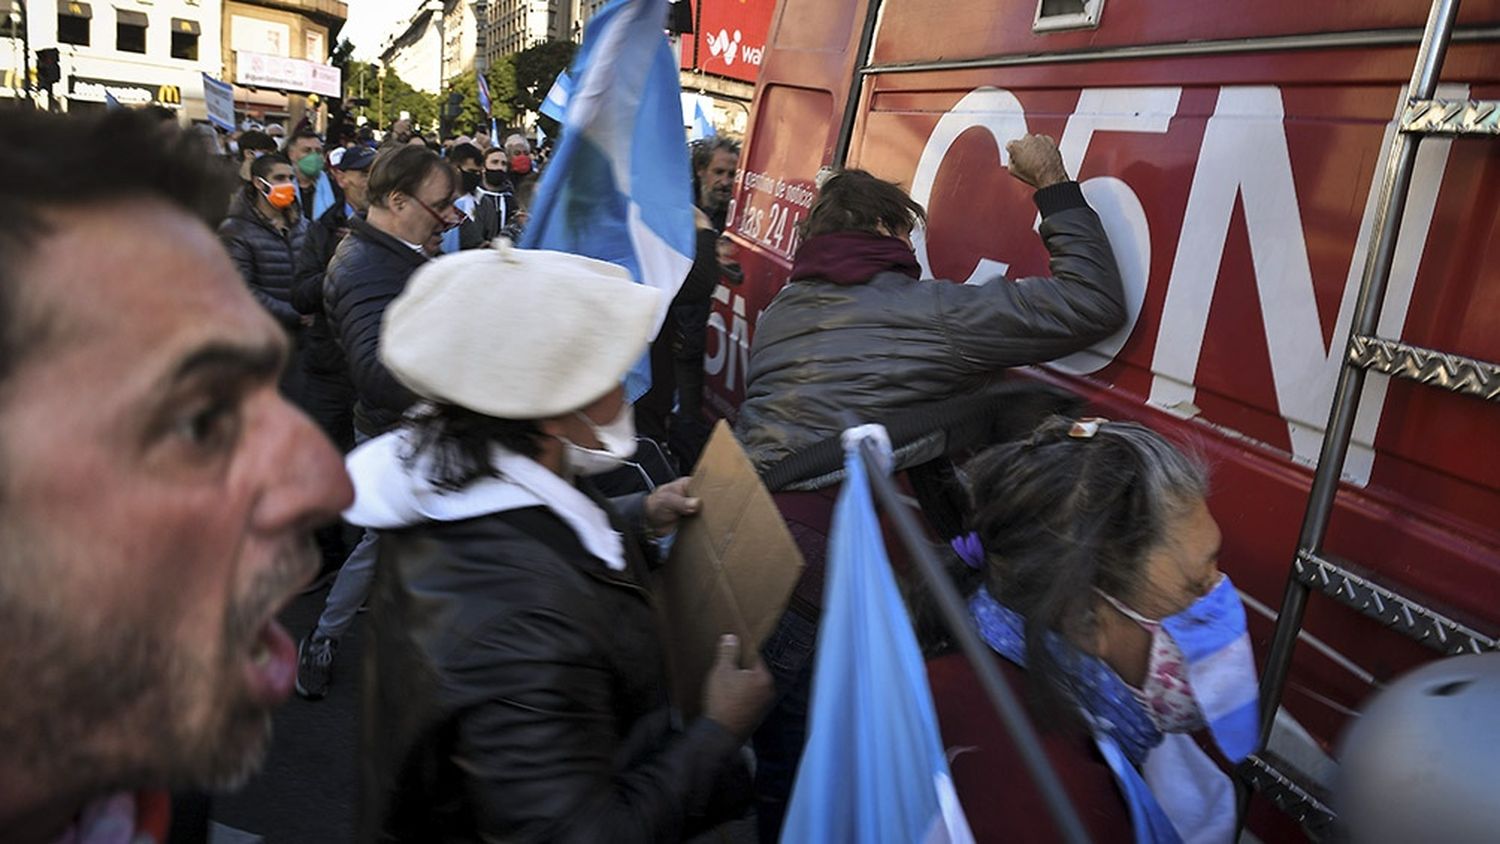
[295,635,337,700]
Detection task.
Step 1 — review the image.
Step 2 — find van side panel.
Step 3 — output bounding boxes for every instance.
[711,0,1500,769]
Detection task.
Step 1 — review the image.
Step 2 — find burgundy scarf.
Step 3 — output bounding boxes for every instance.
[789,231,920,286]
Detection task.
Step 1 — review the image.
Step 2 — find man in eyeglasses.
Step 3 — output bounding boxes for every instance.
[296,144,461,699]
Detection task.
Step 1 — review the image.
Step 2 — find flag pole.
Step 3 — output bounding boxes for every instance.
[851,434,1093,844]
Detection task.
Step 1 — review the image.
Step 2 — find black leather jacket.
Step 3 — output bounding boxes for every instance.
[734,181,1126,469]
[361,492,749,843]
[323,217,426,436]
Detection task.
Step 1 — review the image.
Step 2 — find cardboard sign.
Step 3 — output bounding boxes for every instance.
[660,421,804,716]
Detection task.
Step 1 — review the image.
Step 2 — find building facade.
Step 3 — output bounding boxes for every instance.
[479,0,570,63]
[1,0,225,122]
[222,0,346,130]
[379,3,440,93]
[442,0,476,81]
[381,0,479,94]
[569,0,608,39]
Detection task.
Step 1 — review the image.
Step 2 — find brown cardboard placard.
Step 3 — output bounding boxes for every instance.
[659,421,806,717]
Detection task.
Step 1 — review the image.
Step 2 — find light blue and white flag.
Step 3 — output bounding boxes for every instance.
[1161,576,1260,762]
[781,428,975,844]
[202,73,236,131]
[539,66,575,124]
[520,0,695,402]
[476,69,493,116]
[692,98,716,140]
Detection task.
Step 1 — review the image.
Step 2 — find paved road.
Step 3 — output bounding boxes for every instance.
[214,588,363,843]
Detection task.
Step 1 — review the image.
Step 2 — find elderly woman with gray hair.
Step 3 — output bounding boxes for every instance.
[929,417,1262,844]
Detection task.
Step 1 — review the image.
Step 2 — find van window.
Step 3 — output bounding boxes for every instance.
[1034,0,1104,33]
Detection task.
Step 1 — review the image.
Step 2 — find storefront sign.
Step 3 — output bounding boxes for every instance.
[235,50,341,97]
[69,76,182,107]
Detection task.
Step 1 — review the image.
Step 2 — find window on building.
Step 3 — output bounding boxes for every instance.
[57,2,92,46]
[1033,0,1104,32]
[171,19,200,60]
[117,9,147,54]
[1,6,19,39]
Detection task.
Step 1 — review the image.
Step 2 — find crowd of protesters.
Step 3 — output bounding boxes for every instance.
[0,102,1319,844]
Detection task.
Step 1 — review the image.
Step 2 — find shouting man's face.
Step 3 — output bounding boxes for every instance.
[0,199,352,800]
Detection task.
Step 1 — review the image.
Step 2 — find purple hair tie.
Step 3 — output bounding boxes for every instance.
[951,531,986,570]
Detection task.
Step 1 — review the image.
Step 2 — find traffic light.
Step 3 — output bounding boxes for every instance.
[36,48,60,89]
[440,91,462,137]
[668,0,694,34]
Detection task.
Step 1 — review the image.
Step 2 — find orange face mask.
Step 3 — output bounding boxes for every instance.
[258,178,298,209]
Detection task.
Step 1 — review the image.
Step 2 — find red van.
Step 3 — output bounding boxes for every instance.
[703,0,1500,837]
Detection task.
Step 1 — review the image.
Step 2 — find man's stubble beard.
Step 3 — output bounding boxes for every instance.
[0,523,313,796]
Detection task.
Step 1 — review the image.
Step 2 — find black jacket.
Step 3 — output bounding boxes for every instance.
[218,192,308,329]
[324,217,426,435]
[734,181,1126,469]
[459,187,514,250]
[292,202,355,375]
[361,492,748,842]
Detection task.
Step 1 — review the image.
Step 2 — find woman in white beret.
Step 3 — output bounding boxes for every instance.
[352,243,773,842]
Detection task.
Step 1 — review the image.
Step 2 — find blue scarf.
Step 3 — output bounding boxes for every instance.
[970,587,1182,844]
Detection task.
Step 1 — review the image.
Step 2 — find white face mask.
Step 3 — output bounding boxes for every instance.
[560,402,637,476]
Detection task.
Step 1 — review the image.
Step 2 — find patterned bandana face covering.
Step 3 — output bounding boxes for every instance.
[1095,574,1261,762]
[1097,589,1208,734]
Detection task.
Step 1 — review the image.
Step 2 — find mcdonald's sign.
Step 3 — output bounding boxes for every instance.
[3,68,39,90]
[69,76,184,107]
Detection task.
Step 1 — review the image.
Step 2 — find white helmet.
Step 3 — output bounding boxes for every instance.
[1336,652,1500,843]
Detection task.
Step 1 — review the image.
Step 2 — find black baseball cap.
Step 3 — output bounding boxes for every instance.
[336,145,377,171]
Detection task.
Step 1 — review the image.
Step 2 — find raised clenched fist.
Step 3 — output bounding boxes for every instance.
[1005,134,1070,190]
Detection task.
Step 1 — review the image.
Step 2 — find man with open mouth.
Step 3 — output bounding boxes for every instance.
[0,107,354,843]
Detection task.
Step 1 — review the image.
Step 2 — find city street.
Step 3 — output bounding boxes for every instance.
[213,589,363,843]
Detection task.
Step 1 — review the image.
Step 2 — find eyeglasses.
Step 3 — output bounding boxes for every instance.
[411,195,461,232]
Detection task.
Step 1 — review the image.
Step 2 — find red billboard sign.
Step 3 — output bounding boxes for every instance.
[680,0,774,84]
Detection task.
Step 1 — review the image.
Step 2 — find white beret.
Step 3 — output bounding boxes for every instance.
[381,241,661,419]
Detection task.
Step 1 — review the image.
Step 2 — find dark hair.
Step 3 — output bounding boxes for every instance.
[249,151,291,182]
[0,108,232,390]
[286,129,322,149]
[964,416,1207,721]
[367,145,455,208]
[402,404,547,491]
[691,136,740,173]
[142,105,180,125]
[449,142,484,168]
[238,130,277,157]
[801,169,926,239]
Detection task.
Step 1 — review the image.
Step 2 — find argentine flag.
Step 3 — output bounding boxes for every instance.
[692,98,717,140]
[781,430,975,844]
[476,69,493,115]
[520,0,695,401]
[539,68,574,124]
